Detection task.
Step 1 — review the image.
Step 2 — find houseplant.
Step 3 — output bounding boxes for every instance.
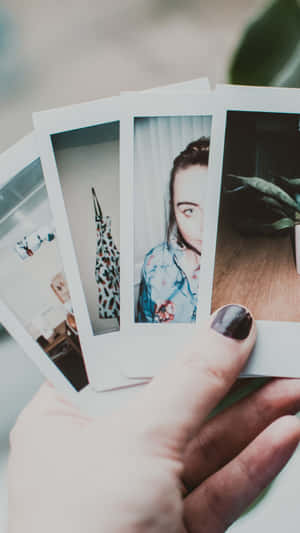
[223,173,300,272]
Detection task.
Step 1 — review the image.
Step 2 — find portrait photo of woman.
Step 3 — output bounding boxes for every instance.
[134,116,211,324]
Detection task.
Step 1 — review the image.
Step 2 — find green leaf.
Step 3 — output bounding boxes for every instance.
[228,174,300,213]
[259,194,296,218]
[272,177,300,207]
[273,176,300,189]
[265,217,296,230]
[295,193,300,206]
[228,0,300,86]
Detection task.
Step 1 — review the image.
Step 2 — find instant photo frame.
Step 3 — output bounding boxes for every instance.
[198,84,300,378]
[119,92,215,377]
[0,134,89,400]
[33,98,130,390]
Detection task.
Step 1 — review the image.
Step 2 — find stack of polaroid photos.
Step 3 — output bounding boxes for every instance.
[1,78,300,402]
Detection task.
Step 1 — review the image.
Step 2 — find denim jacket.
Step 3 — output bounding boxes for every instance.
[137,240,200,323]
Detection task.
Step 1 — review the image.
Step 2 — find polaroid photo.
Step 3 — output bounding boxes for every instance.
[33,97,132,391]
[198,84,300,377]
[0,133,90,399]
[119,92,215,377]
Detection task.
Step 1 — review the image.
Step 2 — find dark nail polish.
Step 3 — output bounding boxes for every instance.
[211,305,252,340]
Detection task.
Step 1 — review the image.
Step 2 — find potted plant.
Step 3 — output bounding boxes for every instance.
[223,173,300,273]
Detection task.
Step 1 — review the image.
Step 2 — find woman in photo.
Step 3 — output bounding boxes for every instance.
[137,136,209,323]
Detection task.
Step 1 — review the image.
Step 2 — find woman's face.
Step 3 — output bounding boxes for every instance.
[173,164,207,254]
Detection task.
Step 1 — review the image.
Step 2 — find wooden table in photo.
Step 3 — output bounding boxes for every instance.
[212,220,300,322]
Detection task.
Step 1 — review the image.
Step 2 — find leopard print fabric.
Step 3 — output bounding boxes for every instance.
[95,214,120,321]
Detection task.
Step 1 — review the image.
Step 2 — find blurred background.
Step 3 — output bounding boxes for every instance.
[1,0,299,530]
[0,0,267,152]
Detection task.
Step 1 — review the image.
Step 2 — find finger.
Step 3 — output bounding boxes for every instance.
[134,304,256,454]
[184,415,300,533]
[183,377,300,490]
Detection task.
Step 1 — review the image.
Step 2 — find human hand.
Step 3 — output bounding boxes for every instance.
[8,304,300,533]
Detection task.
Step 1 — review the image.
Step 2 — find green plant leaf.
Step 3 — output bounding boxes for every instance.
[263,216,295,230]
[295,193,300,207]
[272,177,300,208]
[273,176,300,189]
[259,194,296,218]
[228,174,300,213]
[228,0,300,86]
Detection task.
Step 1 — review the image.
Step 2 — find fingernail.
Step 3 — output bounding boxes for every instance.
[211,304,252,340]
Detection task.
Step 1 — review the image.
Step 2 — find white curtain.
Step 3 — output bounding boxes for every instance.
[134,115,212,287]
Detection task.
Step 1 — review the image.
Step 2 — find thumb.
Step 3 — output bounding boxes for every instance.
[136,304,256,454]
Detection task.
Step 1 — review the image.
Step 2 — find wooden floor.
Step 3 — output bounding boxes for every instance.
[211,219,300,322]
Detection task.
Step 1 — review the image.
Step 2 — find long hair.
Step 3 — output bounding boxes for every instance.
[167,136,210,246]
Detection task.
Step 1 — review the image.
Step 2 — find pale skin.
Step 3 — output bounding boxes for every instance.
[8,307,300,532]
[173,164,207,279]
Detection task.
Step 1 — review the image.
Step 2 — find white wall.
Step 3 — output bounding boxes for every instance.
[53,124,119,335]
[0,240,66,334]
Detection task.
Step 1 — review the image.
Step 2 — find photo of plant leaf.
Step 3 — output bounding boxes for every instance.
[212,110,300,322]
[223,174,300,235]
